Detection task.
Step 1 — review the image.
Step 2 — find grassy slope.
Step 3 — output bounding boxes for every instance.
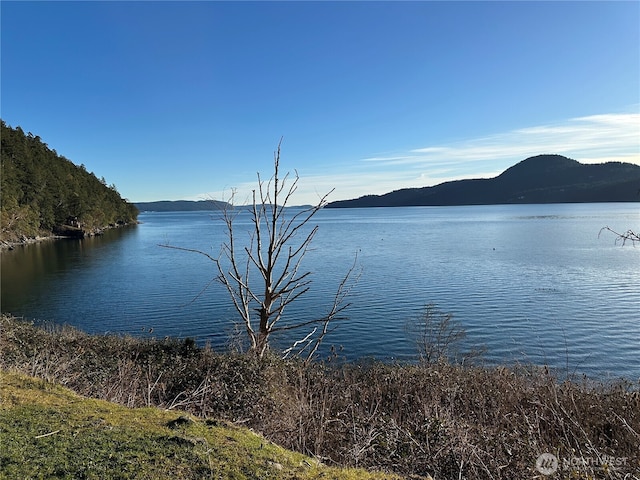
[0,371,404,480]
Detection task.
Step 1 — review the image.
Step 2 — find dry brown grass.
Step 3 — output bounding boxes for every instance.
[1,314,638,479]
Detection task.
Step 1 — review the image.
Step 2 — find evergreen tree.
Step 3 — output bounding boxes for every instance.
[1,120,138,242]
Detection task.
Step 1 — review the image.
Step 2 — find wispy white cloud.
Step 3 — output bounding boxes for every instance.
[390,112,640,165]
[196,111,640,205]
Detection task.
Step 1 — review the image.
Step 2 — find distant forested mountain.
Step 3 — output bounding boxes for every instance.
[135,200,230,212]
[1,120,138,243]
[327,155,640,208]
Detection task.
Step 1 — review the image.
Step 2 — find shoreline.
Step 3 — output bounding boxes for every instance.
[0,221,139,252]
[0,234,62,251]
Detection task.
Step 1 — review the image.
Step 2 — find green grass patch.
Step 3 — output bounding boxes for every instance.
[0,371,402,480]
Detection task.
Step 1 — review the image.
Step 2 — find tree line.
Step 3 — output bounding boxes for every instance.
[1,120,138,242]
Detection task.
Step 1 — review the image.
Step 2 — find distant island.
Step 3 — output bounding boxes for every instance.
[327,154,640,208]
[134,199,230,212]
[134,200,314,213]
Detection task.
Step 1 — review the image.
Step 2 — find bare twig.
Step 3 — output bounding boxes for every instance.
[599,226,640,246]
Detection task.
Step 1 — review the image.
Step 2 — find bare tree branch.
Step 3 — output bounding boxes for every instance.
[160,139,358,358]
[599,226,640,246]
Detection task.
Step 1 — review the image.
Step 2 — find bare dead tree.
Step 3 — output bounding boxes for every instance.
[162,140,359,360]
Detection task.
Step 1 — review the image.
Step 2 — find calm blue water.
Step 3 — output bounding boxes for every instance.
[2,204,639,380]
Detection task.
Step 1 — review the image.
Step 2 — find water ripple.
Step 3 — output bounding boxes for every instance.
[2,204,638,379]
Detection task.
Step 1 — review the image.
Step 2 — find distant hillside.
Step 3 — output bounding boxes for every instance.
[0,121,138,243]
[135,200,230,212]
[327,155,640,208]
[135,200,312,212]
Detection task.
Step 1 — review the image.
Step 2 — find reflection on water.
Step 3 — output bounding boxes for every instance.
[1,226,139,319]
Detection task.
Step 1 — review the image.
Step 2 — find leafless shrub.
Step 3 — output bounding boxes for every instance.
[406,304,485,365]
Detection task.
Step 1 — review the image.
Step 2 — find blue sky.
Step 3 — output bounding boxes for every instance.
[2,1,639,205]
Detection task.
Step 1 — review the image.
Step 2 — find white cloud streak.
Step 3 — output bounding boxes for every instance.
[197,111,640,205]
[389,112,640,165]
